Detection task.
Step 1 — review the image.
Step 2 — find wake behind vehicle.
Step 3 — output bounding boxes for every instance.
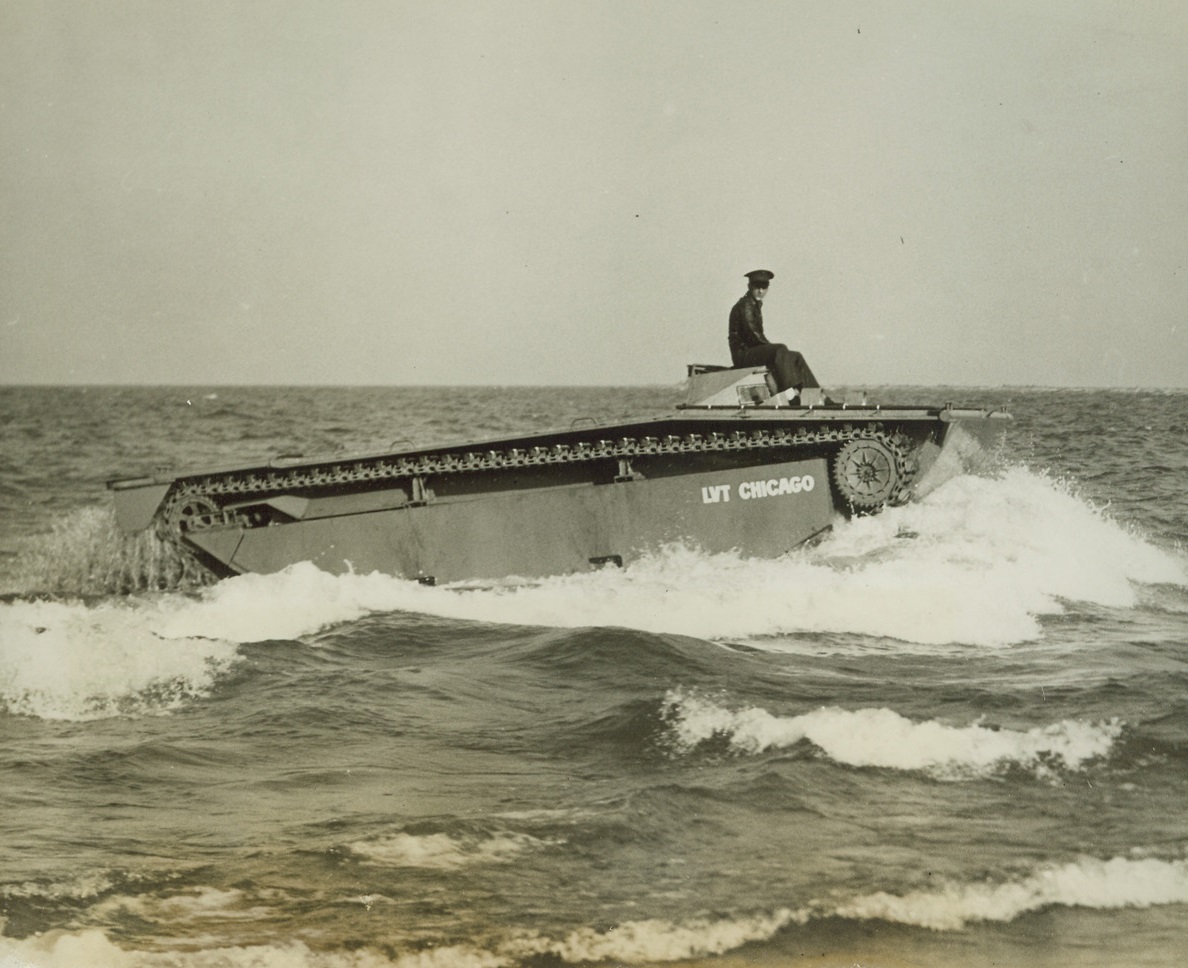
[107,366,1010,584]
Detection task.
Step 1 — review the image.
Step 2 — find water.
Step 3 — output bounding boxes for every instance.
[1,384,1186,968]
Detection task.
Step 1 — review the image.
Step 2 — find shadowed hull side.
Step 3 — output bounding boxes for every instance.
[187,457,835,583]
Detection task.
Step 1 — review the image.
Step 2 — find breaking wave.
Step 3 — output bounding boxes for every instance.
[0,597,239,721]
[661,690,1122,780]
[4,855,1186,967]
[829,854,1188,930]
[0,566,426,721]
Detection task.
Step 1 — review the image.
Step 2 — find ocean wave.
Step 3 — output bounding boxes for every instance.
[505,908,802,964]
[828,854,1188,930]
[0,563,445,720]
[660,690,1121,779]
[0,598,239,721]
[6,854,1186,966]
[0,912,803,968]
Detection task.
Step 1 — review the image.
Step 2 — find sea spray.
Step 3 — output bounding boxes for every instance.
[9,506,215,597]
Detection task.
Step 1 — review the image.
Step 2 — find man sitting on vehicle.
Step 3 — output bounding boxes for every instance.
[727,269,820,398]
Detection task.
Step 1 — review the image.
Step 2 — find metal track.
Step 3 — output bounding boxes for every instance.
[160,422,910,538]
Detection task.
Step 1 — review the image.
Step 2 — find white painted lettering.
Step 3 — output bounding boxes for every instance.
[702,484,732,504]
[704,475,815,503]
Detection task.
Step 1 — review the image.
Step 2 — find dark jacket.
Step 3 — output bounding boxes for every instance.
[728,293,768,362]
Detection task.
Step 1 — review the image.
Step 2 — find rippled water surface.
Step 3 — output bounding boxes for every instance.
[1,384,1187,968]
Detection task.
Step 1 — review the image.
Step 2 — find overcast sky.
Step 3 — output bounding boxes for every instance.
[2,0,1185,387]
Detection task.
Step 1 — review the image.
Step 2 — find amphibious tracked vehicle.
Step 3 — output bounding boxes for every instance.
[108,366,1009,584]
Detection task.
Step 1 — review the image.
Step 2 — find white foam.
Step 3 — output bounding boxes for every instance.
[214,464,1180,649]
[0,563,436,721]
[829,855,1188,930]
[4,855,1186,966]
[662,691,1121,779]
[147,566,419,643]
[347,831,556,869]
[0,912,801,968]
[0,598,239,721]
[506,908,802,963]
[1,930,137,968]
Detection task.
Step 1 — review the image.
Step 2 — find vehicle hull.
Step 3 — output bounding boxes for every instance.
[184,456,835,582]
[107,369,1010,584]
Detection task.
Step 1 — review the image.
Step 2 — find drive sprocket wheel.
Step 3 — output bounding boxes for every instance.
[164,492,221,537]
[831,433,903,510]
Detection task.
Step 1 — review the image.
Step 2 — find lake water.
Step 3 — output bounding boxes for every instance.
[2,384,1186,968]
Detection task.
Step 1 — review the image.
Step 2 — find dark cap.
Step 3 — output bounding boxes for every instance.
[745,269,774,286]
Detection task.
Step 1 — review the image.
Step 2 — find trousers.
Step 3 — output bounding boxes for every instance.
[731,343,819,394]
